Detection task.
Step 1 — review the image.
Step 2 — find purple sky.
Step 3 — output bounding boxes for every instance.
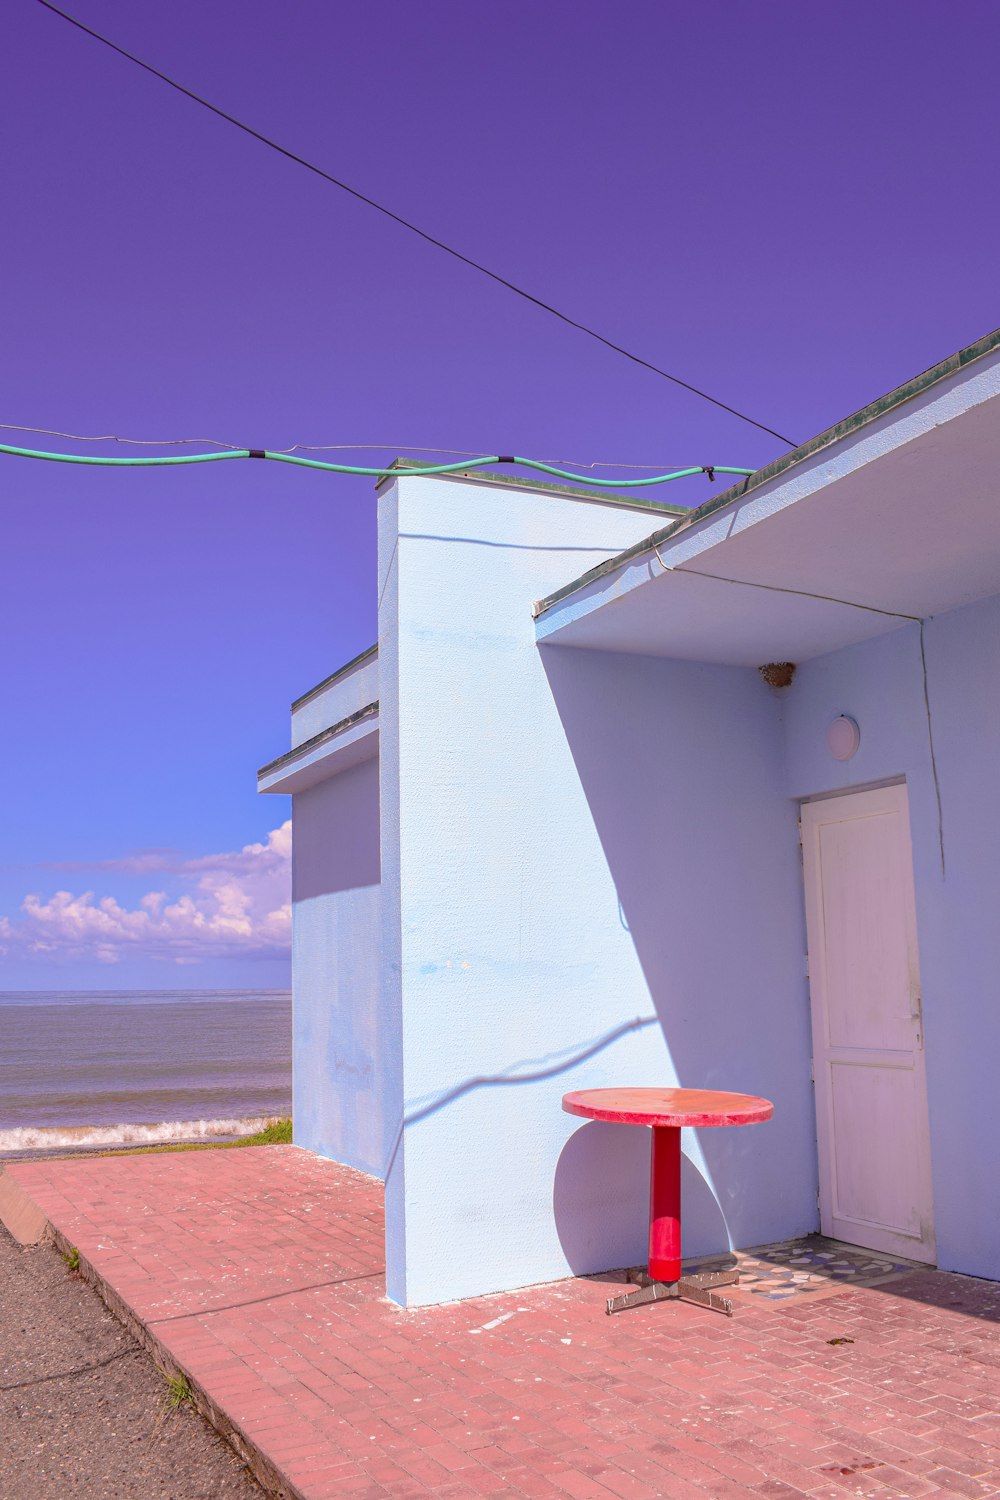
[2,0,998,989]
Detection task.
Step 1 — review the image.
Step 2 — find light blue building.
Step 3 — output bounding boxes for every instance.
[260,328,1000,1307]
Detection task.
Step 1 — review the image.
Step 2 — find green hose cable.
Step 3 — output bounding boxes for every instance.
[256,452,756,487]
[0,442,246,467]
[0,441,754,490]
[514,459,754,489]
[263,452,509,478]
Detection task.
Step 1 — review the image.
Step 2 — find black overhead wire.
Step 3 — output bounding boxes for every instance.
[34,0,798,450]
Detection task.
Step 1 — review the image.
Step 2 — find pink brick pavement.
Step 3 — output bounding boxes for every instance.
[3,1145,999,1500]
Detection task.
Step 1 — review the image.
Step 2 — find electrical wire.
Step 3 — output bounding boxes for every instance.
[919,620,946,877]
[0,424,720,469]
[0,422,241,449]
[0,440,753,492]
[646,549,948,876]
[34,0,797,449]
[275,445,694,471]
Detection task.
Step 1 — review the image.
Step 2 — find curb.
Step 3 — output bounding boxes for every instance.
[0,1166,50,1245]
[0,1173,305,1500]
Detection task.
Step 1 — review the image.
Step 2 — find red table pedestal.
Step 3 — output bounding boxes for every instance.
[649,1124,682,1283]
[562,1087,774,1317]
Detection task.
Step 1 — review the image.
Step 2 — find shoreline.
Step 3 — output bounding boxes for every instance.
[0,1114,287,1161]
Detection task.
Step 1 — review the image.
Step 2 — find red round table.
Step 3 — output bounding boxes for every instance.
[563,1087,774,1316]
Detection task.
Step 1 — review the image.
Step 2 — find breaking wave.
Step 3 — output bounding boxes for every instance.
[0,1115,284,1156]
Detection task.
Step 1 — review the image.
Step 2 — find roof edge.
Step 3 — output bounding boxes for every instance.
[533,324,1000,618]
[258,701,379,782]
[291,644,378,713]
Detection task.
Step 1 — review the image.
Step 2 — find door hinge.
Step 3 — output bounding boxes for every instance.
[804,952,810,979]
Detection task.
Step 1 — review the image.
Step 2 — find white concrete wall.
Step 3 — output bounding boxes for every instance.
[377,481,405,1285]
[291,755,385,1177]
[377,475,813,1306]
[292,649,378,747]
[783,596,1000,1280]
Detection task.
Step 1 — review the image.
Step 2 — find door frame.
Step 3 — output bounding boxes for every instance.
[800,780,936,1263]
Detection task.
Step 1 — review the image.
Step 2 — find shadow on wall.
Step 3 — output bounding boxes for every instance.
[292,758,381,903]
[541,643,817,1261]
[552,1119,729,1275]
[290,755,383,1176]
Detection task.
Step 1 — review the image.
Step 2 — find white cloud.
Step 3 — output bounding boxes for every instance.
[0,823,291,966]
[44,826,292,878]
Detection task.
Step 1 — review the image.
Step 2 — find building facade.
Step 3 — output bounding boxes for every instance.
[261,329,1000,1305]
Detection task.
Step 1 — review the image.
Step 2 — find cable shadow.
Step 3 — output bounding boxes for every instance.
[380,1013,657,1182]
[401,531,645,554]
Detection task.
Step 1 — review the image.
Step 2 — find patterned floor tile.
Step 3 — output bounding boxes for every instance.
[684,1234,924,1301]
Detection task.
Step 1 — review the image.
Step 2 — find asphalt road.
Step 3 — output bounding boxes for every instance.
[0,1219,264,1499]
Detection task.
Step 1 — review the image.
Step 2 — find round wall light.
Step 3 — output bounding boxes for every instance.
[826,715,861,761]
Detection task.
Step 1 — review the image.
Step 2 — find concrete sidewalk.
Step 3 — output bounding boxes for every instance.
[2,1145,998,1500]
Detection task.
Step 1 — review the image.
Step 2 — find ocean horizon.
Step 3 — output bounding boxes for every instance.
[0,987,292,1155]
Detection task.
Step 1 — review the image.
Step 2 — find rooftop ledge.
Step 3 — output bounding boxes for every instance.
[291,643,377,714]
[376,458,690,517]
[534,325,1000,667]
[258,702,379,794]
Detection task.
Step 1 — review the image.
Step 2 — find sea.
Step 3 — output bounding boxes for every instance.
[0,988,292,1158]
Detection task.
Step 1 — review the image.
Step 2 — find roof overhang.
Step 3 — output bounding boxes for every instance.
[258,702,378,794]
[535,329,1000,666]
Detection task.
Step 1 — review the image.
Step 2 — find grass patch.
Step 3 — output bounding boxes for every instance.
[164,1371,193,1409]
[62,1245,80,1271]
[85,1118,293,1159]
[215,1118,292,1148]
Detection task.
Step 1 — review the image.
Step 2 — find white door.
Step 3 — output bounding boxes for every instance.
[800,784,935,1263]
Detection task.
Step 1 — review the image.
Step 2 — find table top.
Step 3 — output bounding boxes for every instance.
[562,1087,774,1128]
